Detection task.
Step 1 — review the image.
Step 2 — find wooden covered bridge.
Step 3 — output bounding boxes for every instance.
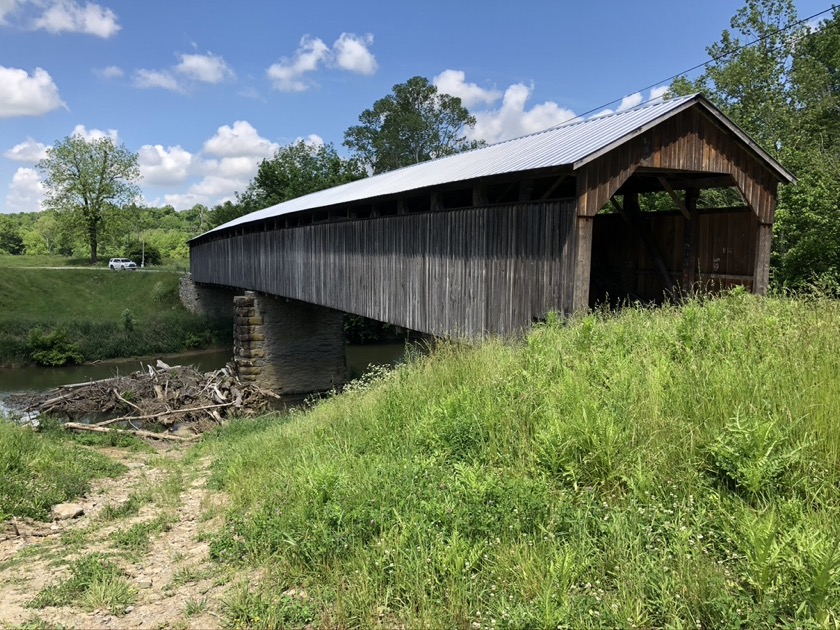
[187,94,794,392]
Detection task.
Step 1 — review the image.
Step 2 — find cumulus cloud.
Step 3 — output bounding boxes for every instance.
[4,137,48,163]
[32,0,120,38]
[138,144,193,187]
[202,120,278,159]
[332,33,377,75]
[267,35,330,92]
[151,120,279,209]
[591,85,671,118]
[95,65,123,79]
[267,32,377,92]
[434,69,501,109]
[5,167,44,213]
[71,123,118,142]
[175,52,234,84]
[470,83,578,144]
[0,66,65,118]
[133,68,183,92]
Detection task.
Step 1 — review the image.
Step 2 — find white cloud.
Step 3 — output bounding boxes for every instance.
[617,92,643,112]
[95,65,123,79]
[175,52,234,84]
[0,66,65,118]
[434,69,501,109]
[71,123,118,142]
[159,120,279,210]
[5,167,44,213]
[0,0,22,24]
[138,144,193,186]
[133,68,183,92]
[590,86,671,119]
[332,33,377,75]
[299,133,324,147]
[32,0,120,38]
[4,137,48,163]
[267,35,330,92]
[202,120,278,158]
[649,85,669,103]
[267,32,377,92]
[470,83,578,144]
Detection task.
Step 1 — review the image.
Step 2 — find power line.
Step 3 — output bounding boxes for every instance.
[552,4,838,127]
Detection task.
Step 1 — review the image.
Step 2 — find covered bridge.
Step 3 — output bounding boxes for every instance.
[189,93,795,339]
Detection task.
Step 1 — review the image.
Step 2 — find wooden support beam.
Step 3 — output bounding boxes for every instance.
[519,179,533,202]
[430,192,443,212]
[609,196,630,224]
[540,175,569,201]
[472,182,488,207]
[657,176,691,220]
[681,188,700,293]
[625,192,677,297]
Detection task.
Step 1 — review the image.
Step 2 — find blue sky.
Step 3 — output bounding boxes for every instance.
[0,0,830,213]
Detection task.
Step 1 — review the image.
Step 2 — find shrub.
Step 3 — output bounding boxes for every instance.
[26,327,84,366]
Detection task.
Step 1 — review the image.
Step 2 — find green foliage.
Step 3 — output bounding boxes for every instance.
[120,308,136,332]
[0,420,125,520]
[0,269,231,366]
[238,141,366,213]
[124,240,162,266]
[672,1,840,289]
[199,295,840,628]
[110,515,173,554]
[38,134,140,263]
[26,327,84,366]
[344,75,484,174]
[28,554,136,614]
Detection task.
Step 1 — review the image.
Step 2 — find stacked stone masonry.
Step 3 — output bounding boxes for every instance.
[233,291,347,395]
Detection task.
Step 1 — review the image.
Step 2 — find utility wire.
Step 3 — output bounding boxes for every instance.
[551,4,838,127]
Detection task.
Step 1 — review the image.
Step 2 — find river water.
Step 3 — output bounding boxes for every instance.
[0,343,411,415]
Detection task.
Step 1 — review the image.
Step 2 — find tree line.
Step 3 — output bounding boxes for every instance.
[2,0,838,289]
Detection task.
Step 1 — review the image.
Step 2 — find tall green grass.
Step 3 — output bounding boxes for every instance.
[201,292,840,628]
[0,268,229,365]
[0,419,126,520]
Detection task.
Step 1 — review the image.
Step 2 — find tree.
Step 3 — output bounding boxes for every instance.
[38,135,141,263]
[240,140,366,211]
[671,1,840,289]
[344,76,483,174]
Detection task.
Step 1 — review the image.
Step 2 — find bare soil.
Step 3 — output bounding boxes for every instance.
[0,443,246,629]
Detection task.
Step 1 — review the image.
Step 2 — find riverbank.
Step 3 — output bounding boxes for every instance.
[0,268,230,367]
[2,293,838,628]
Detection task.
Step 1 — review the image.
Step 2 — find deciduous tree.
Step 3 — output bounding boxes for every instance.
[344,76,483,174]
[38,135,140,263]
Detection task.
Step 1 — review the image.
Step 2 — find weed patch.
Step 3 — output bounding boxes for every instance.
[29,555,135,614]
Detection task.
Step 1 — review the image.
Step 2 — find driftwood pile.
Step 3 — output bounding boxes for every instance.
[16,360,281,442]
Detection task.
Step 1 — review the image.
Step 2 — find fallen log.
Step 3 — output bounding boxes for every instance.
[92,401,235,427]
[63,422,197,442]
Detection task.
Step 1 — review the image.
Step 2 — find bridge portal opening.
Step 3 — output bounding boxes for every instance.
[588,186,758,308]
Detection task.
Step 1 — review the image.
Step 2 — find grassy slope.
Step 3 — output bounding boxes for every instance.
[0,419,127,520]
[0,268,228,365]
[200,292,840,628]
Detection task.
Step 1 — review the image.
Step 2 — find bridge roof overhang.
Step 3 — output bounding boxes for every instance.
[191,93,795,244]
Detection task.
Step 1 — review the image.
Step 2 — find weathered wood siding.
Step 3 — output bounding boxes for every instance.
[590,208,758,303]
[191,200,577,337]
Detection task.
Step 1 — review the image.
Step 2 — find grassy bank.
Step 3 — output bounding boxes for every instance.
[0,268,229,366]
[0,419,128,520]
[199,292,840,628]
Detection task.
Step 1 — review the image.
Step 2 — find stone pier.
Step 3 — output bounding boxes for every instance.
[179,273,236,318]
[233,292,346,395]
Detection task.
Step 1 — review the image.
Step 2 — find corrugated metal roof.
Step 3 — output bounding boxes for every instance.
[200,94,794,237]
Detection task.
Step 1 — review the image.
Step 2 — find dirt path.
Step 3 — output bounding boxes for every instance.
[0,443,242,629]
